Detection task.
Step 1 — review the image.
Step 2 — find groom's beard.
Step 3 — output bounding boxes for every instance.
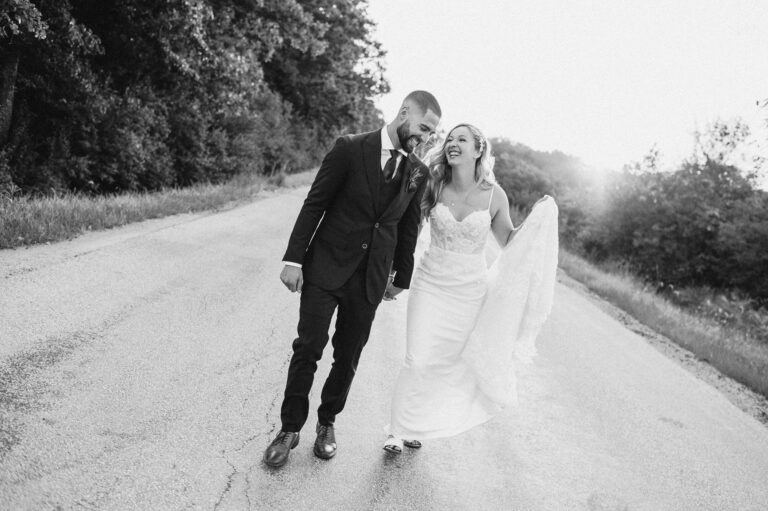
[397,122,420,153]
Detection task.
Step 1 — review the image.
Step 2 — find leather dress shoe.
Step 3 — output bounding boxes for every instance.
[313,423,337,459]
[263,431,300,468]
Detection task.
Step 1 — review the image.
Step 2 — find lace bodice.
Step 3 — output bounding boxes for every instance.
[429,203,491,254]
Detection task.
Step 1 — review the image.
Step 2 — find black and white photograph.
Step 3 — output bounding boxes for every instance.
[1,1,767,509]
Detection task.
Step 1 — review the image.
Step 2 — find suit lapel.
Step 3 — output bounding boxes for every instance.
[362,131,381,214]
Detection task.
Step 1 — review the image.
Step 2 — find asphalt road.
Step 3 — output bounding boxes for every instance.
[2,187,768,511]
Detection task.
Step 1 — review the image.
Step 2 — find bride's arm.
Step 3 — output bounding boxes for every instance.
[493,194,554,247]
[489,183,518,247]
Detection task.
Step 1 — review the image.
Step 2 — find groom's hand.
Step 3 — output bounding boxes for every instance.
[383,282,404,301]
[280,265,303,293]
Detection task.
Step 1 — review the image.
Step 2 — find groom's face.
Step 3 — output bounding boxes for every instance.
[396,105,440,153]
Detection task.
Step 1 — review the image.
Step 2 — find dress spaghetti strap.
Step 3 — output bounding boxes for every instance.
[487,185,494,210]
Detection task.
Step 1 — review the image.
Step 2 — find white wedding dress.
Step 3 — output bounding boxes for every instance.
[385,192,559,440]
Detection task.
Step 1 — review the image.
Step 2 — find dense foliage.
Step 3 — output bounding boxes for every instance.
[582,160,767,297]
[491,123,768,303]
[0,0,387,194]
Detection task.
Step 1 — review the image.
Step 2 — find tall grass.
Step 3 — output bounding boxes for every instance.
[559,250,768,398]
[0,170,317,250]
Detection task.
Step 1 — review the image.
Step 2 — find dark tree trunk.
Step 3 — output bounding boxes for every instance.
[0,50,20,146]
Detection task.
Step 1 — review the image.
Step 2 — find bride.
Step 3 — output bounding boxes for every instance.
[382,123,558,453]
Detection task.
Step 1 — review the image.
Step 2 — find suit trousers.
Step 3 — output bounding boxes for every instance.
[280,259,379,431]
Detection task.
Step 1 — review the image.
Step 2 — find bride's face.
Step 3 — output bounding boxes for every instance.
[444,127,481,166]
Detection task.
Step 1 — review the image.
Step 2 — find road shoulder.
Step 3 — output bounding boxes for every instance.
[558,269,768,428]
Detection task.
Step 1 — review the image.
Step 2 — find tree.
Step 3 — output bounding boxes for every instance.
[584,159,761,295]
[0,0,48,145]
[1,0,388,194]
[261,0,388,138]
[716,191,768,300]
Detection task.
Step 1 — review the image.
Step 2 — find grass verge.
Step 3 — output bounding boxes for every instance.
[559,250,768,399]
[0,170,317,250]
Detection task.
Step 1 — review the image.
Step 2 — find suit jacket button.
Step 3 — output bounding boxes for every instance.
[362,243,368,249]
[374,223,380,229]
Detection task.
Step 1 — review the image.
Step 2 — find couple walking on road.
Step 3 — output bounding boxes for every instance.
[263,90,559,468]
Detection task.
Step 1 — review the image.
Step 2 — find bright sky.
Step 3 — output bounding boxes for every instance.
[367,0,768,172]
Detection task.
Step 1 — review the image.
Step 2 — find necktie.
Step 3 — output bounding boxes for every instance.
[382,149,399,183]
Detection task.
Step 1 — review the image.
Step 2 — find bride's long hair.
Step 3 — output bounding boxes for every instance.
[421,123,496,219]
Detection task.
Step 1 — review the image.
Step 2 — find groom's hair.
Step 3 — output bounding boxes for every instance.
[404,90,442,118]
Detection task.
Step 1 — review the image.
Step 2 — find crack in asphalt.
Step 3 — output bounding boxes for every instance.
[211,306,294,510]
[244,470,253,510]
[73,497,100,510]
[264,351,293,438]
[234,433,260,453]
[213,459,238,511]
[214,455,257,511]
[257,305,294,438]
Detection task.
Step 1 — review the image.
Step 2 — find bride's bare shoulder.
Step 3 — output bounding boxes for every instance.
[490,183,508,210]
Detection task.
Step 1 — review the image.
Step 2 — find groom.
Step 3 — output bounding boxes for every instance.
[263,91,441,468]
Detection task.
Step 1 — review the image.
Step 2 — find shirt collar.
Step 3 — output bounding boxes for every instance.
[381,127,407,156]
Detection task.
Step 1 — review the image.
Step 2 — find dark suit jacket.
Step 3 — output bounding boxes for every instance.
[283,129,428,304]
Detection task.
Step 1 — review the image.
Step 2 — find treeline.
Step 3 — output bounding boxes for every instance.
[0,0,387,195]
[491,125,768,303]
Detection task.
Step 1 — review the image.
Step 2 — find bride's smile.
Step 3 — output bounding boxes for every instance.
[445,128,481,165]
